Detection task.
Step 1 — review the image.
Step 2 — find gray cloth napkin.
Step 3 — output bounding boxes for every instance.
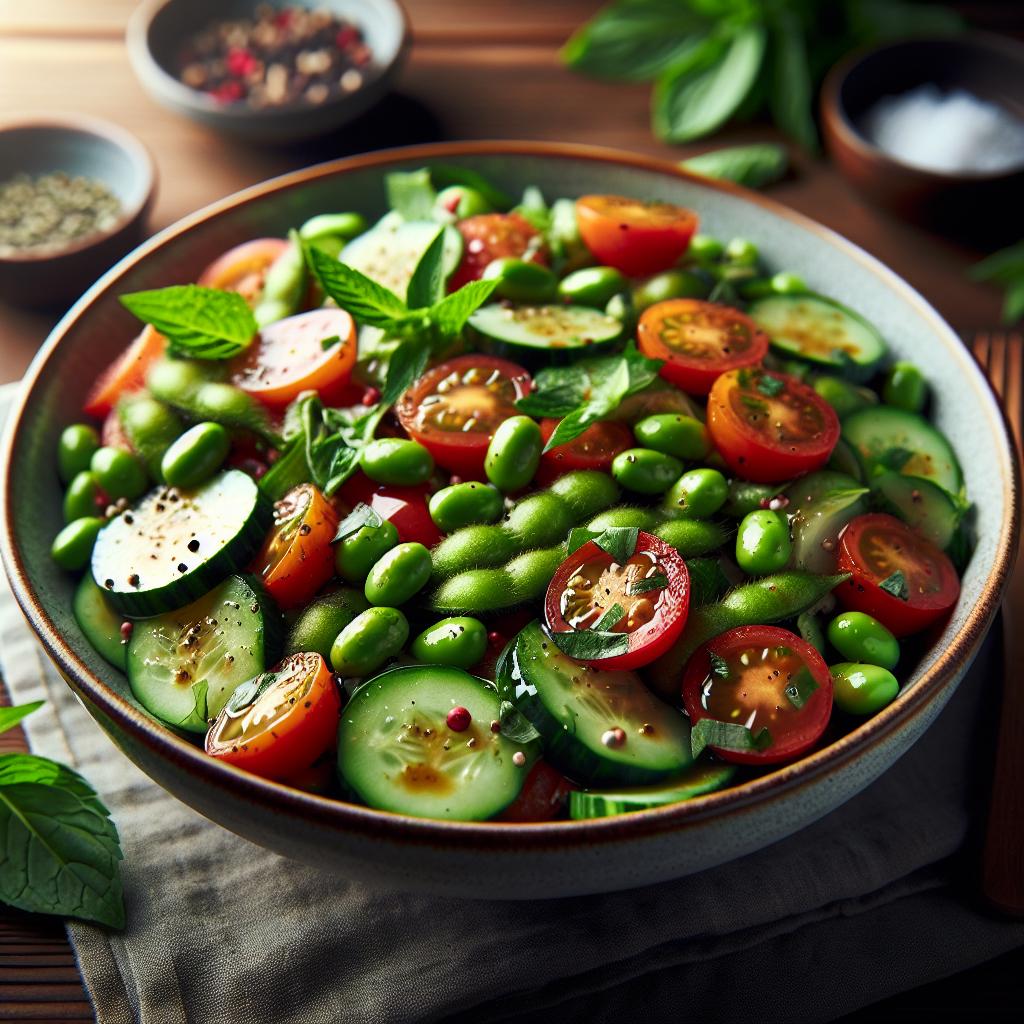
[2,386,1023,1023]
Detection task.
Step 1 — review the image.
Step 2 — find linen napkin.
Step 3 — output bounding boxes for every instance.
[2,385,1023,1023]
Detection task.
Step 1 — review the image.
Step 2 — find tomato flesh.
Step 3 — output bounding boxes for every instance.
[707,367,839,483]
[252,483,338,609]
[336,474,442,548]
[448,213,548,291]
[83,325,166,418]
[197,237,289,304]
[497,760,574,822]
[396,354,531,476]
[536,418,633,484]
[206,652,341,781]
[544,531,689,671]
[575,194,698,278]
[836,513,960,637]
[682,626,833,765]
[638,299,769,395]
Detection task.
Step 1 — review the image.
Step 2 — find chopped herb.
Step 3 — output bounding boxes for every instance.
[879,569,909,601]
[740,394,769,415]
[592,603,625,631]
[333,502,384,543]
[879,447,913,472]
[784,666,819,709]
[756,374,785,397]
[320,335,341,351]
[592,526,639,564]
[690,718,771,760]
[566,527,600,555]
[0,700,43,735]
[628,574,668,595]
[551,629,630,661]
[708,651,730,679]
[498,700,540,744]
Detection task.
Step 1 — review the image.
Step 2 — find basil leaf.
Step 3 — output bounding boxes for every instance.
[653,26,766,143]
[681,143,788,189]
[320,335,342,351]
[690,719,771,760]
[784,666,820,710]
[551,629,630,661]
[880,570,909,601]
[592,603,625,631]
[628,574,668,595]
[709,652,730,679]
[757,374,785,397]
[0,700,43,736]
[567,527,600,555]
[430,165,513,211]
[971,241,1024,287]
[429,278,500,337]
[592,526,639,564]
[498,700,541,744]
[306,244,411,328]
[515,365,591,417]
[0,753,124,928]
[333,502,384,543]
[119,285,257,360]
[769,10,817,152]
[386,168,437,221]
[406,227,447,309]
[879,447,913,472]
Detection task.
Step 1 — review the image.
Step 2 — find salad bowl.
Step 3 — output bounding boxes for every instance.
[1,142,1017,898]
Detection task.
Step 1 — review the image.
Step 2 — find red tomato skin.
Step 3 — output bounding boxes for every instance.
[682,626,833,766]
[448,213,548,291]
[337,473,442,548]
[83,326,166,419]
[535,418,634,485]
[497,760,575,822]
[835,514,960,638]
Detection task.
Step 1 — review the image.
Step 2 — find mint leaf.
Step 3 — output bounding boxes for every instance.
[551,629,630,661]
[709,652,730,679]
[567,527,600,555]
[690,719,771,760]
[305,243,411,327]
[784,666,819,709]
[0,753,124,928]
[498,700,541,744]
[681,143,788,189]
[592,526,639,564]
[429,278,499,337]
[592,603,625,631]
[0,701,43,735]
[386,168,437,221]
[757,374,785,397]
[628,574,668,595]
[406,227,447,309]
[120,285,256,360]
[333,502,384,543]
[880,570,909,601]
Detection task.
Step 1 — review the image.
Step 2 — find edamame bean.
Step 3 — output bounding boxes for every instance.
[634,414,709,460]
[736,509,792,574]
[548,470,620,520]
[429,482,503,533]
[813,376,878,419]
[505,547,566,601]
[330,606,409,677]
[161,422,230,490]
[724,480,784,518]
[611,448,683,495]
[688,234,723,262]
[724,237,759,266]
[771,271,807,295]
[360,437,434,486]
[482,258,558,302]
[90,447,147,501]
[58,424,100,483]
[632,269,708,310]
[286,588,370,660]
[827,611,899,670]
[485,415,542,492]
[604,291,635,328]
[335,518,399,583]
[118,396,185,480]
[664,468,728,519]
[254,234,306,329]
[504,491,573,547]
[430,525,517,579]
[146,357,211,403]
[652,518,729,558]
[831,662,899,715]
[51,517,104,571]
[558,266,626,308]
[586,507,658,531]
[299,212,368,257]
[192,382,275,442]
[435,185,491,219]
[364,542,433,606]
[64,471,102,523]
[883,362,927,414]
[410,616,487,668]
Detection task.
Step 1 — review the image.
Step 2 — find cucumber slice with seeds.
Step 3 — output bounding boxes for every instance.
[870,472,963,549]
[569,762,737,819]
[337,665,533,820]
[470,303,624,365]
[73,575,127,672]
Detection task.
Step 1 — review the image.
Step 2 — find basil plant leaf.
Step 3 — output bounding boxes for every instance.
[406,227,447,309]
[430,278,500,337]
[0,700,43,736]
[681,143,789,189]
[306,243,411,327]
[769,10,817,152]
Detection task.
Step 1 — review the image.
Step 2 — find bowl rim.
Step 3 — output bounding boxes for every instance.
[1,139,1018,850]
[126,0,412,123]
[821,30,1024,185]
[0,112,157,266]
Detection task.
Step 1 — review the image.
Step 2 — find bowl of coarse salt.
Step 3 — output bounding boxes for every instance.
[821,33,1024,243]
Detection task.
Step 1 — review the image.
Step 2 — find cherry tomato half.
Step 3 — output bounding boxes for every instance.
[497,760,574,822]
[575,194,698,278]
[707,367,839,483]
[83,325,166,419]
[336,473,442,548]
[836,513,960,637]
[206,652,341,781]
[252,483,338,609]
[231,308,357,410]
[544,530,689,671]
[447,213,548,291]
[638,299,769,395]
[396,354,531,476]
[197,237,289,304]
[682,626,833,765]
[536,418,634,485]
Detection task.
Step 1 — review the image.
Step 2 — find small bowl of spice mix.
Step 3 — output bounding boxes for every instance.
[127,0,410,143]
[0,115,156,309]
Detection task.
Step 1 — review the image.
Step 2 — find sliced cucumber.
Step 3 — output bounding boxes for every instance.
[127,575,275,733]
[91,469,272,617]
[73,575,127,671]
[826,436,865,482]
[469,303,624,364]
[748,294,887,379]
[569,762,737,819]
[497,621,691,786]
[870,472,964,549]
[786,483,870,574]
[841,406,963,496]
[340,220,462,302]
[337,665,533,821]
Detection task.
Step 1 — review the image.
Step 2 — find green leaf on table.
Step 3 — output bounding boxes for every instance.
[386,168,437,221]
[0,701,43,736]
[681,143,788,189]
[119,285,257,360]
[690,718,771,760]
[406,227,447,309]
[305,244,411,328]
[769,10,817,152]
[430,165,513,211]
[429,278,500,337]
[0,753,124,928]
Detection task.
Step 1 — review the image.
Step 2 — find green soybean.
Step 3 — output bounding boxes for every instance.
[723,480,784,518]
[299,212,368,257]
[429,482,504,533]
[430,525,518,579]
[435,184,491,219]
[64,471,102,523]
[736,509,792,574]
[431,567,511,614]
[634,414,709,461]
[51,517,104,571]
[146,357,213,404]
[58,424,100,483]
[633,269,708,310]
[286,588,370,660]
[360,437,434,486]
[797,611,826,656]
[688,234,723,262]
[506,546,566,601]
[831,662,899,715]
[664,468,728,519]
[883,362,927,414]
[118,395,185,481]
[191,381,277,444]
[651,518,729,558]
[364,542,432,606]
[330,606,409,677]
[813,376,878,419]
[548,471,620,520]
[724,237,759,266]
[827,611,900,670]
[161,422,230,490]
[611,448,682,495]
[771,271,807,295]
[410,616,487,669]
[558,266,626,308]
[90,447,147,501]
[504,491,573,547]
[254,232,306,329]
[604,292,635,327]
[335,518,399,583]
[485,415,542,492]
[586,507,658,531]
[482,258,558,302]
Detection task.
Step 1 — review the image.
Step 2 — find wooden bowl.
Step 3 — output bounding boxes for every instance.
[821,33,1024,243]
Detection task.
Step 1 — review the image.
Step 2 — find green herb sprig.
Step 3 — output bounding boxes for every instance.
[971,241,1024,324]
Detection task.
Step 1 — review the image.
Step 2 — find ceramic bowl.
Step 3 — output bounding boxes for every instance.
[1,142,1017,898]
[126,0,410,144]
[0,114,156,309]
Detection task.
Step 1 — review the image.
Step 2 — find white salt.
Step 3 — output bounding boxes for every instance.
[861,84,1024,175]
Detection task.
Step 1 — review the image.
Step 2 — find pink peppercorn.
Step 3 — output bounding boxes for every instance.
[446,706,472,732]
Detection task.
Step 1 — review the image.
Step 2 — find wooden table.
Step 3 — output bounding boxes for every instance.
[1,2,1022,1019]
